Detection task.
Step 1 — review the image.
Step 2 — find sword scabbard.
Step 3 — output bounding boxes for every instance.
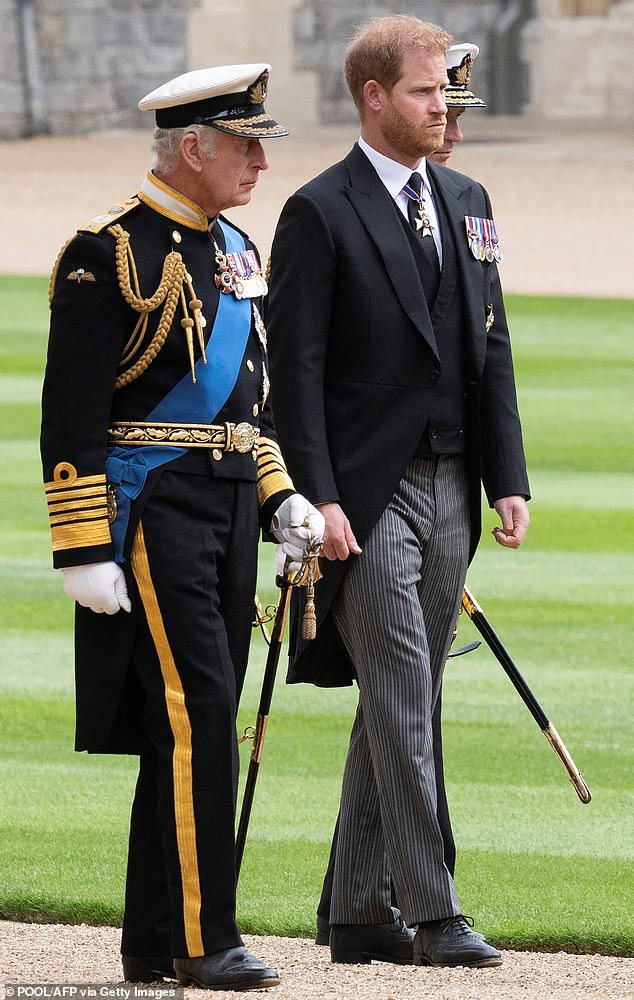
[461,585,592,805]
[543,723,592,804]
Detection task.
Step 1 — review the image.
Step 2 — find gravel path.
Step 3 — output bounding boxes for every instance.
[2,922,633,1000]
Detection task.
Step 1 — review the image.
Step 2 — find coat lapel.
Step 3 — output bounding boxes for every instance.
[343,145,439,361]
[427,161,487,373]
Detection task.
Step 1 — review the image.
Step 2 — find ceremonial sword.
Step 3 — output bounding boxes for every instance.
[236,538,321,876]
[461,586,592,804]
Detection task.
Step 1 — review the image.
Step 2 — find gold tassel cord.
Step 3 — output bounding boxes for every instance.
[183,270,206,363]
[108,224,199,389]
[110,224,181,312]
[179,286,196,382]
[114,277,183,388]
[283,528,322,641]
[119,312,149,367]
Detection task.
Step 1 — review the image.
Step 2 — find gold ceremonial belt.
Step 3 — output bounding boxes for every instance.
[107,420,259,452]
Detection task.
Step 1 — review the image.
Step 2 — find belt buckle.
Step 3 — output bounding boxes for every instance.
[226,421,257,454]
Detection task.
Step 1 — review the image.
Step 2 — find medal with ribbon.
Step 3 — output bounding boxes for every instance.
[464,215,503,263]
[213,241,268,299]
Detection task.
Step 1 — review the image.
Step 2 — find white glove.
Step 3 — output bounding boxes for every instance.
[271,495,325,573]
[61,561,132,615]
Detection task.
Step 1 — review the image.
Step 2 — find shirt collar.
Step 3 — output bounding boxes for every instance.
[357,136,431,198]
[138,171,209,231]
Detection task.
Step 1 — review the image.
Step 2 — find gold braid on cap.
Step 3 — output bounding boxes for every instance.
[109,224,205,387]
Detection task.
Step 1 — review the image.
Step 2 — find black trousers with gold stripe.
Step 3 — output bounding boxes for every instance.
[119,468,259,959]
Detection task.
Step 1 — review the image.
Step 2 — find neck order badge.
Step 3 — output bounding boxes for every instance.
[403,172,434,237]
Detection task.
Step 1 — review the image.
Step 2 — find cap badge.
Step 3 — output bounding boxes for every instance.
[248,70,269,105]
[451,53,473,88]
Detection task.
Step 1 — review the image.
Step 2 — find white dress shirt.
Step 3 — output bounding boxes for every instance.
[357,135,443,266]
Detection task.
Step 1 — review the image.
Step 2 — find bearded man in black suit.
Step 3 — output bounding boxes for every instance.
[267,15,530,970]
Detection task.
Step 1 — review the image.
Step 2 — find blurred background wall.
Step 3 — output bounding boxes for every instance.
[2,0,633,139]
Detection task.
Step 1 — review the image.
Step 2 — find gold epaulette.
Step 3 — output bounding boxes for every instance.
[257,436,294,507]
[78,197,141,235]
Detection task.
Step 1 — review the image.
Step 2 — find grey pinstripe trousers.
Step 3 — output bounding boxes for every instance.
[330,455,470,926]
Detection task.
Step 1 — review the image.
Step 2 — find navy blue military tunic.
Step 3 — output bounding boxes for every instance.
[40,173,295,958]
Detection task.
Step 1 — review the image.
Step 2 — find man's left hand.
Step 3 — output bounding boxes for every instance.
[271,494,325,572]
[492,495,529,549]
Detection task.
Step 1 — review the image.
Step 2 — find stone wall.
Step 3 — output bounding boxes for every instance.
[0,0,27,138]
[522,0,634,118]
[1,0,199,139]
[188,0,318,132]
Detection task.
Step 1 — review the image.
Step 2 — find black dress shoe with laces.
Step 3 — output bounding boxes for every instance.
[173,948,280,991]
[315,915,330,946]
[414,915,502,968]
[121,957,175,982]
[330,914,414,965]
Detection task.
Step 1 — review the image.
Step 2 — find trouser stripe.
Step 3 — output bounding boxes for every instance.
[131,521,204,957]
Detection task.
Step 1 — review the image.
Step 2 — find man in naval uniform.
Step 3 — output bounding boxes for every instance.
[313,39,489,950]
[267,16,529,970]
[41,64,323,992]
[430,42,487,167]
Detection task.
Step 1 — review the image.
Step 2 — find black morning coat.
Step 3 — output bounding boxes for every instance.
[267,143,530,687]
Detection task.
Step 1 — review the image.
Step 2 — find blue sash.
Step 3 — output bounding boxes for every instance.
[107,218,253,561]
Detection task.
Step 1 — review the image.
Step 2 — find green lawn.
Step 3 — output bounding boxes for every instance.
[1,277,632,954]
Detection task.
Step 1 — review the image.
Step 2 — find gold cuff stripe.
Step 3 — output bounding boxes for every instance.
[257,464,294,486]
[257,456,282,474]
[131,523,204,958]
[257,436,294,502]
[257,450,284,467]
[50,519,112,552]
[50,508,108,527]
[46,490,105,507]
[258,436,283,454]
[48,497,108,515]
[45,473,107,493]
[45,475,111,552]
[257,468,295,506]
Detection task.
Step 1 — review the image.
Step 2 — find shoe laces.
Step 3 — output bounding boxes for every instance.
[439,915,475,936]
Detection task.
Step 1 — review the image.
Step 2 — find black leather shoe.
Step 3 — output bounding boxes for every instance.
[315,915,330,946]
[173,948,280,991]
[414,915,502,968]
[330,914,414,965]
[121,957,175,982]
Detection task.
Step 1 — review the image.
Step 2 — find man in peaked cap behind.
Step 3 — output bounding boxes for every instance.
[430,43,487,167]
[41,63,323,991]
